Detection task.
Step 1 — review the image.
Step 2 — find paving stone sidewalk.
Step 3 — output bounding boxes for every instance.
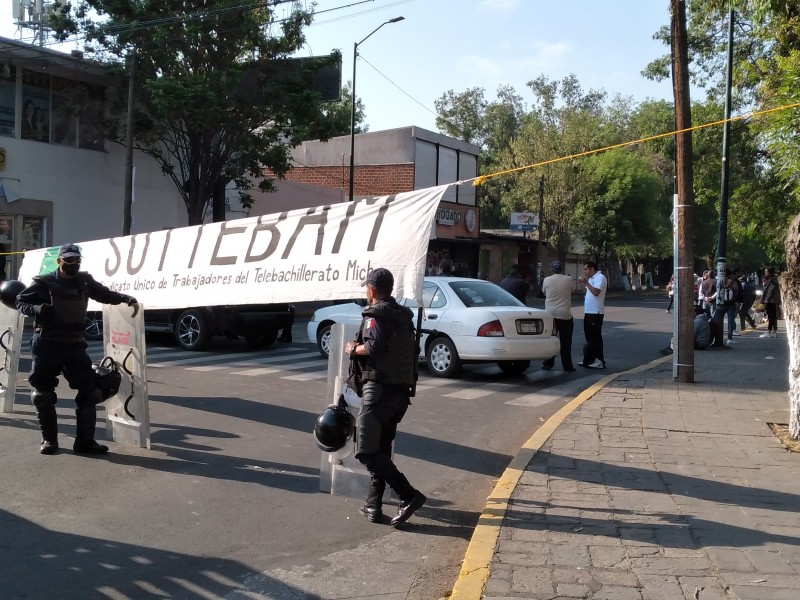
[484,329,800,600]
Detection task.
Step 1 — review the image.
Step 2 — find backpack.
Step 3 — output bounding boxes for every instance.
[719,284,734,303]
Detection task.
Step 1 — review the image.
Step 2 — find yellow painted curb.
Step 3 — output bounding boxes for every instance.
[448,356,670,599]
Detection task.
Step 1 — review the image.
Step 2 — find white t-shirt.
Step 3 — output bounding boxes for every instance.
[584,271,607,314]
[542,274,574,320]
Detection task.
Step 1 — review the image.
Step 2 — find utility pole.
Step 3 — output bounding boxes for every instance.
[123,46,137,236]
[671,0,695,383]
[713,8,735,336]
[537,175,545,293]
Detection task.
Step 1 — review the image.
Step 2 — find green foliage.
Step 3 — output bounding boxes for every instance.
[643,0,800,267]
[293,81,367,142]
[49,0,339,225]
[573,149,663,260]
[434,87,488,147]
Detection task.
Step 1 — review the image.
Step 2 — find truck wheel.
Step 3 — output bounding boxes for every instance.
[85,312,103,341]
[174,309,211,350]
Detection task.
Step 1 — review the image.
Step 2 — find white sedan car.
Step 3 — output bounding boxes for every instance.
[306,276,560,377]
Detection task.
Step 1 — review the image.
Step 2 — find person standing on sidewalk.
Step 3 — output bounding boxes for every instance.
[717,270,740,345]
[578,261,607,369]
[541,261,575,372]
[345,268,426,527]
[739,276,757,331]
[15,243,138,455]
[665,274,675,313]
[701,270,717,316]
[760,267,781,338]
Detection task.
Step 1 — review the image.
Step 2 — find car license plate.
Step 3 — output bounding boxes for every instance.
[516,320,541,335]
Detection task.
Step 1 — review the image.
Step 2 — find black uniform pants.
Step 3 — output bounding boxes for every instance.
[29,334,101,442]
[543,317,574,370]
[355,381,415,503]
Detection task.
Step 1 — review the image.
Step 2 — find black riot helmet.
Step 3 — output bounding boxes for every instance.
[94,357,122,402]
[0,279,26,310]
[313,401,355,452]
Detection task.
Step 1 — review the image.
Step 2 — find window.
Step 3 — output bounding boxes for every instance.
[0,63,15,138]
[22,70,51,142]
[51,76,78,146]
[448,281,523,308]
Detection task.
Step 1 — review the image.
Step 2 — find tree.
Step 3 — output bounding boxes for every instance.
[503,75,611,265]
[573,149,663,262]
[644,0,800,237]
[434,85,527,229]
[51,0,339,225]
[434,87,488,147]
[294,81,367,142]
[781,215,800,439]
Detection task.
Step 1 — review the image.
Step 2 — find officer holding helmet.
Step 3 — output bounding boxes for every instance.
[15,243,138,455]
[344,267,426,527]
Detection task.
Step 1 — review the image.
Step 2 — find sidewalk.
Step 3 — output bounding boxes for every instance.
[452,326,800,600]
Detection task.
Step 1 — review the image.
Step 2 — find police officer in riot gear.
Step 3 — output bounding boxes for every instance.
[15,244,138,455]
[344,267,426,527]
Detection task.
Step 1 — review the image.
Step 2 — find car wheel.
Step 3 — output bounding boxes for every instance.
[426,336,461,377]
[316,324,332,358]
[497,360,531,376]
[174,309,211,350]
[85,312,103,341]
[244,327,278,349]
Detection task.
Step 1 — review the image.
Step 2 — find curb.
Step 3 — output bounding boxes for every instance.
[448,355,671,600]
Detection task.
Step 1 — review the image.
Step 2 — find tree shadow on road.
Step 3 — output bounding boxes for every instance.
[0,508,322,600]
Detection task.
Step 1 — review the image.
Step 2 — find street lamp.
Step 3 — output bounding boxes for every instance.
[348,16,405,201]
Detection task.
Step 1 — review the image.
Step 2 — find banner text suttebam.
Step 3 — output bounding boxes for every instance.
[19,185,450,308]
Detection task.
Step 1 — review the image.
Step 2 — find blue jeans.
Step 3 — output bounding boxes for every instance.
[714,303,738,339]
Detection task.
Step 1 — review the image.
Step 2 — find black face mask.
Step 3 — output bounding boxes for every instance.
[62,263,80,276]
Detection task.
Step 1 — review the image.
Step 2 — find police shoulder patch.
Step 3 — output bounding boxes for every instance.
[365,318,375,329]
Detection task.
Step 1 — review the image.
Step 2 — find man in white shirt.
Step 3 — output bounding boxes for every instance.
[541,260,576,371]
[578,261,608,369]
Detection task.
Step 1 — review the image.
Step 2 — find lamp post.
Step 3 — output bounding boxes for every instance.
[348,16,405,201]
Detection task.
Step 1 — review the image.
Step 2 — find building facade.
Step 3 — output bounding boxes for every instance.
[246,126,483,277]
[0,37,186,280]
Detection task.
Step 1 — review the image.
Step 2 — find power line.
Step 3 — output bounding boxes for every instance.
[358,53,436,118]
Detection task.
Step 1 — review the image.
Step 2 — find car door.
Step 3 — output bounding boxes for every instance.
[403,281,450,358]
[419,280,458,350]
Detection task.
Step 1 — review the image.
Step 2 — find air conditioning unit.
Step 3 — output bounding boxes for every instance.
[12,1,26,20]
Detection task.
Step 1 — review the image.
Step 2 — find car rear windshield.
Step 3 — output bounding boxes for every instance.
[447,281,525,308]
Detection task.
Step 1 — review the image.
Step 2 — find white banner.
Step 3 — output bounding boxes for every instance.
[19,185,451,308]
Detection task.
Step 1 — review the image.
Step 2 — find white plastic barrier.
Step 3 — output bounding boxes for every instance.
[0,303,25,413]
[103,303,150,449]
[319,322,392,504]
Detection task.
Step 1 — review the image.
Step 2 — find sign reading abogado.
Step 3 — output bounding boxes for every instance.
[19,185,451,307]
[433,202,479,239]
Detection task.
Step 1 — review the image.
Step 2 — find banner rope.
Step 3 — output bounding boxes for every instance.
[455,101,800,188]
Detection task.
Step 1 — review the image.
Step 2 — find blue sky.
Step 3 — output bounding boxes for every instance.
[2,0,675,133]
[297,0,675,132]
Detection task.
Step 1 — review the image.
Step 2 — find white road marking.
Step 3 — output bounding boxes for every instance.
[230,360,329,376]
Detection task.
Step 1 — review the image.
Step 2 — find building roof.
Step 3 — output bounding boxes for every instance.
[0,35,108,83]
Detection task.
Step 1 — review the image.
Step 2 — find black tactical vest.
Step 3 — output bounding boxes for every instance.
[34,273,90,343]
[360,299,416,389]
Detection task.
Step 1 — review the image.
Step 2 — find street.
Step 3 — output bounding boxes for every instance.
[0,293,675,600]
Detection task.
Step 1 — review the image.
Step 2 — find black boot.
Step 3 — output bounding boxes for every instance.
[73,404,108,454]
[360,478,385,523]
[37,406,59,455]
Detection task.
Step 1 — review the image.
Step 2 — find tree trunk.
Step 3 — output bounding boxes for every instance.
[781,214,800,440]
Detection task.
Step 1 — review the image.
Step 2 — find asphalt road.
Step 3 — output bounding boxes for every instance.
[0,292,674,600]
